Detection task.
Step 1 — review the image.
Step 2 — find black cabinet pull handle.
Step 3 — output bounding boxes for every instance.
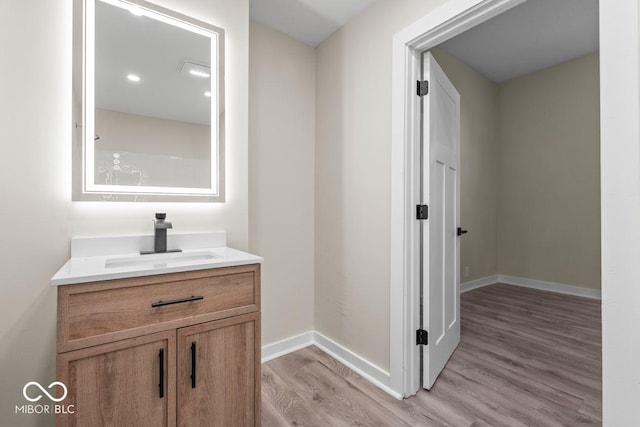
[191,342,197,388]
[457,227,468,237]
[151,295,204,308]
[159,349,164,398]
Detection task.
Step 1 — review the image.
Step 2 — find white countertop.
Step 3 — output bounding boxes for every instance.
[50,233,263,286]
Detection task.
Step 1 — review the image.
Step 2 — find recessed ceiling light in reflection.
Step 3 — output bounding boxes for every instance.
[127,74,141,82]
[204,91,212,97]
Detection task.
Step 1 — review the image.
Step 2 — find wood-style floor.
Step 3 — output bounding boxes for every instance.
[262,284,602,426]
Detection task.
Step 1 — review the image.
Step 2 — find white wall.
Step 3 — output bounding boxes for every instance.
[315,0,446,372]
[600,1,640,424]
[249,21,316,346]
[0,0,248,425]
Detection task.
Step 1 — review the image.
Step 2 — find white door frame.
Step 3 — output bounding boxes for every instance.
[389,0,532,398]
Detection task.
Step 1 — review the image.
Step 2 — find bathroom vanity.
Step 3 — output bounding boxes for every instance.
[51,233,262,426]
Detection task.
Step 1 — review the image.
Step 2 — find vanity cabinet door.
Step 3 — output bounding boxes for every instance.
[56,331,176,427]
[177,313,261,427]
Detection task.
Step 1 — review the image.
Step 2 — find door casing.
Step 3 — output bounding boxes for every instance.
[389,0,527,398]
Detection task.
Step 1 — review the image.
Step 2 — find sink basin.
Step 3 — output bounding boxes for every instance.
[50,233,264,286]
[105,250,219,269]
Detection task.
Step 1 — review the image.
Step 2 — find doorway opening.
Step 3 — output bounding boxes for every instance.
[389,0,601,410]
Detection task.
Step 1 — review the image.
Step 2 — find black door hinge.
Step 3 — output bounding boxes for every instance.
[416,329,428,345]
[416,205,428,220]
[417,80,429,97]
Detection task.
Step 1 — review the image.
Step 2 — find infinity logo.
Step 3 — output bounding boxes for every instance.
[22,382,68,403]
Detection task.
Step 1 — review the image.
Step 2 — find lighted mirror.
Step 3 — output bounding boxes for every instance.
[73,0,225,201]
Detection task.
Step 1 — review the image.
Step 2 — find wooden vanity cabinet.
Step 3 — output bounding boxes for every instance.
[56,331,176,426]
[177,313,260,427]
[56,264,261,427]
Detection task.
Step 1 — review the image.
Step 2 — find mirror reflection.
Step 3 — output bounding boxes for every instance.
[73,0,225,201]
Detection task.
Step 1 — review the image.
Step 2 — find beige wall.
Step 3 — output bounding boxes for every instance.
[0,0,248,425]
[95,109,212,189]
[96,108,210,158]
[315,0,446,372]
[431,48,499,283]
[248,21,316,346]
[497,53,601,289]
[430,50,600,289]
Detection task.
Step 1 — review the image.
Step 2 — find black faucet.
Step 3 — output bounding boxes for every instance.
[141,213,182,254]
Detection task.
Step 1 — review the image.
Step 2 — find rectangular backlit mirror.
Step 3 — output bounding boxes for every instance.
[73,0,225,202]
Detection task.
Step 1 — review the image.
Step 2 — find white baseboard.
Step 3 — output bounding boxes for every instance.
[460,275,501,293]
[460,274,601,299]
[261,330,402,400]
[261,331,314,363]
[312,332,402,399]
[499,275,602,299]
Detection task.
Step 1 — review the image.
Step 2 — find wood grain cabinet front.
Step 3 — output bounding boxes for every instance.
[56,264,261,427]
[56,331,176,427]
[177,313,260,427]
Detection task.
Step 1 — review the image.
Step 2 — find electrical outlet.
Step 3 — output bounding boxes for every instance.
[464,266,470,277]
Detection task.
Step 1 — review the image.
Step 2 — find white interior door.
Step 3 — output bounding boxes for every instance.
[421,51,461,390]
